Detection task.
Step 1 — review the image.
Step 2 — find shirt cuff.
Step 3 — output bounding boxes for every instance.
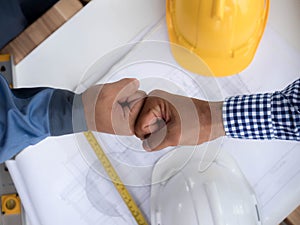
[222,93,274,139]
[72,93,88,133]
[49,90,87,136]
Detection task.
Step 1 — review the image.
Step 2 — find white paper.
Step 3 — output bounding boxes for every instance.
[8,135,152,225]
[221,138,300,225]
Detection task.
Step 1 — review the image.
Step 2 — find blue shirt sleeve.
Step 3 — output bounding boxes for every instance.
[223,78,300,141]
[0,74,87,162]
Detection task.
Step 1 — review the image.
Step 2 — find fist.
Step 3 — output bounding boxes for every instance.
[82,78,146,135]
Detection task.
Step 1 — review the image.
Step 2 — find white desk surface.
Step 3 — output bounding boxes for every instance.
[13,0,300,225]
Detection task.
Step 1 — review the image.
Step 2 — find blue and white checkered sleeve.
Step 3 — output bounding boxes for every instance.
[223,78,300,141]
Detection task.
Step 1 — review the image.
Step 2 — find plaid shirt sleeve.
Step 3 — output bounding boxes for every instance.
[223,78,300,141]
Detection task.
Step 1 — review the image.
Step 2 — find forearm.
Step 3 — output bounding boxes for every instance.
[192,99,225,144]
[209,101,226,140]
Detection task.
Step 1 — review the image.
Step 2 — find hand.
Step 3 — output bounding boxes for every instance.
[82,78,146,135]
[135,90,225,151]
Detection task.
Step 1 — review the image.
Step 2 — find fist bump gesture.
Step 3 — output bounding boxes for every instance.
[82,78,225,151]
[135,90,225,151]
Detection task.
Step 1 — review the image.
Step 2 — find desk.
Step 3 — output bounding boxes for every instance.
[0,0,83,64]
[10,0,300,224]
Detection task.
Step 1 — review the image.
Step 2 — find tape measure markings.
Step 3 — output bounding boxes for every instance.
[83,131,149,225]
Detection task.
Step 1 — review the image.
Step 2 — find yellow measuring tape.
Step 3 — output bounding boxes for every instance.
[83,131,149,225]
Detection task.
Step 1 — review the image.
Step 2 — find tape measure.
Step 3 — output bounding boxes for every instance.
[83,131,149,225]
[1,194,21,215]
[0,54,14,88]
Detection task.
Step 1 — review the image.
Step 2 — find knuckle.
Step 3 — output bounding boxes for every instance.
[134,128,143,139]
[149,89,164,96]
[122,78,132,82]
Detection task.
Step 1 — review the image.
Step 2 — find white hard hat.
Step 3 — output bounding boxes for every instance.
[151,143,261,225]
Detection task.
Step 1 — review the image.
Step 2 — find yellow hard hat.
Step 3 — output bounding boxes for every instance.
[166,0,270,76]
